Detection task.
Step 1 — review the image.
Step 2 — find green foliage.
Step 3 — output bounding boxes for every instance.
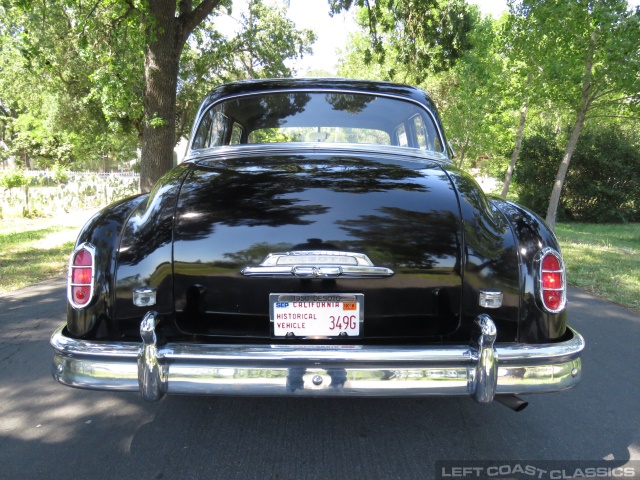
[331,0,474,77]
[506,0,640,228]
[513,127,640,223]
[510,0,640,114]
[511,132,564,217]
[176,0,316,139]
[51,163,70,184]
[563,128,640,223]
[338,0,640,226]
[337,31,389,80]
[0,0,143,169]
[147,115,170,129]
[8,113,75,167]
[432,13,513,167]
[0,169,28,188]
[249,128,300,144]
[338,4,515,168]
[303,69,336,78]
[1,0,315,173]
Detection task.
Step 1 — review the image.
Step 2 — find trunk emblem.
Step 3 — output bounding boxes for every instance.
[241,251,394,278]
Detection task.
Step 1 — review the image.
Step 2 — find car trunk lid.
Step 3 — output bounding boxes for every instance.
[172,152,463,342]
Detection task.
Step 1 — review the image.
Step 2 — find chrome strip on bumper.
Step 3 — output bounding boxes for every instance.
[51,314,584,403]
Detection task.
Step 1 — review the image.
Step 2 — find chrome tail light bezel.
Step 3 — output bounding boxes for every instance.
[67,243,96,309]
[534,247,567,314]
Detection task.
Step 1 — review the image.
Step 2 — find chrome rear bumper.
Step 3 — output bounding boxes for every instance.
[51,313,584,403]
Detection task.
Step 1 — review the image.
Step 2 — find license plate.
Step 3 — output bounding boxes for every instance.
[270,293,363,338]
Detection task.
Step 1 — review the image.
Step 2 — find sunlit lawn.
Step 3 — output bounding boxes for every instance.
[0,213,90,294]
[556,223,640,312]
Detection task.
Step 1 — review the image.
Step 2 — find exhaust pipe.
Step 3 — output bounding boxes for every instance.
[495,395,528,412]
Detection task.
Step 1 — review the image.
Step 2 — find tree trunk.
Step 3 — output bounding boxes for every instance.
[23,185,29,217]
[544,107,588,230]
[139,0,223,193]
[544,31,596,231]
[140,1,181,193]
[456,136,469,168]
[501,103,527,199]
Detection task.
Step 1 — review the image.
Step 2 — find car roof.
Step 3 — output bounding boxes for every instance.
[199,78,440,115]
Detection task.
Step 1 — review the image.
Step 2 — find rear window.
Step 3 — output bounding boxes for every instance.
[192,92,444,153]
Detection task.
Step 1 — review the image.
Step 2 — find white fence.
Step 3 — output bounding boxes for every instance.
[24,170,140,179]
[1,171,140,217]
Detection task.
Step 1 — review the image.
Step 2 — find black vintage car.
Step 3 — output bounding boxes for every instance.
[51,79,583,411]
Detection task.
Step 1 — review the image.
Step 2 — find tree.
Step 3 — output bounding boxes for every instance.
[429,12,510,169]
[337,29,393,80]
[564,127,640,223]
[139,0,226,191]
[1,0,314,185]
[330,0,474,83]
[509,0,640,230]
[337,4,512,170]
[141,0,314,191]
[512,127,640,223]
[0,0,145,169]
[499,96,527,198]
[176,0,315,139]
[497,6,537,198]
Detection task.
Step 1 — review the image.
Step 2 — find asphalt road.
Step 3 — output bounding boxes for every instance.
[0,279,638,480]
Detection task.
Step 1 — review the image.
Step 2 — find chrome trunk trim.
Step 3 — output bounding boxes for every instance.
[241,265,395,278]
[241,250,394,278]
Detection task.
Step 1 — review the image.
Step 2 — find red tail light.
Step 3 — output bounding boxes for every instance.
[538,249,566,313]
[72,266,92,285]
[68,244,95,308]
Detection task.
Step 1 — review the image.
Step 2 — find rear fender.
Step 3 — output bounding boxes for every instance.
[443,169,521,343]
[491,199,567,343]
[113,165,192,339]
[67,194,148,338]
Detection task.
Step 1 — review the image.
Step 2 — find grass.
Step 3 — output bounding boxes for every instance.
[1,214,638,313]
[0,214,90,294]
[555,223,640,312]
